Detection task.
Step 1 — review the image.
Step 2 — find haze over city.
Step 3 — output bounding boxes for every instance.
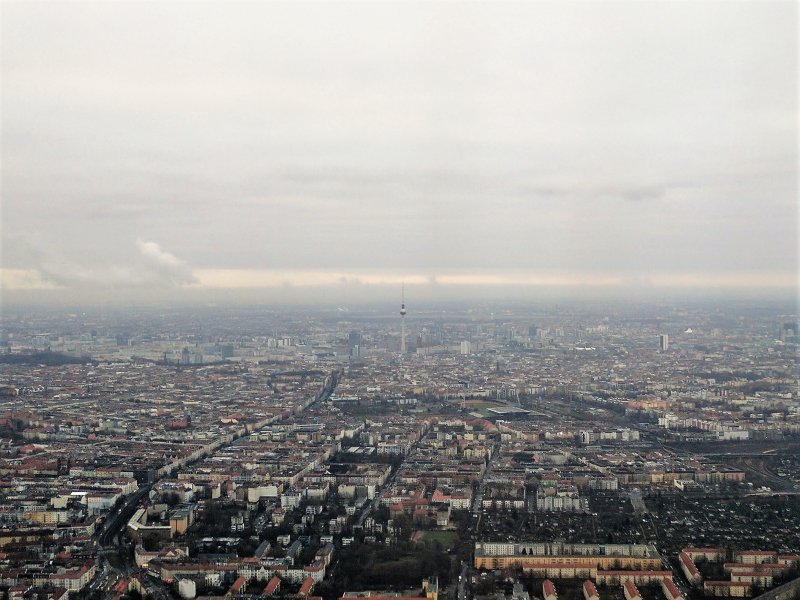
[1,4,800,600]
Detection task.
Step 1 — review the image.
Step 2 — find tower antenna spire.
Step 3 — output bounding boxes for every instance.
[400,282,407,354]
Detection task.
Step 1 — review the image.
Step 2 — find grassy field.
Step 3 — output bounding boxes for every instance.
[419,529,458,549]
[463,401,500,410]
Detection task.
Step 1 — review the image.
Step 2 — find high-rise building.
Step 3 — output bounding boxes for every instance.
[659,334,669,352]
[348,331,362,350]
[348,331,362,359]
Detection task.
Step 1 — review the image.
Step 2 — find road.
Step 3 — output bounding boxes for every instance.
[97,484,153,546]
[737,457,799,492]
[458,562,469,600]
[356,453,410,528]
[357,467,397,528]
[473,442,499,513]
[88,368,342,594]
[356,423,427,528]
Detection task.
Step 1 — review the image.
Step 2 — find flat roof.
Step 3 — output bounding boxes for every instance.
[487,407,531,415]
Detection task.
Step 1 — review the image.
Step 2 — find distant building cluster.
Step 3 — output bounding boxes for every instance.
[0,303,797,598]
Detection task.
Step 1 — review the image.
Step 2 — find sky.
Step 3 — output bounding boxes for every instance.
[1,1,797,305]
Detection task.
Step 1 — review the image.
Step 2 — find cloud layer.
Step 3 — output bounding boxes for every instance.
[2,238,195,289]
[1,2,796,300]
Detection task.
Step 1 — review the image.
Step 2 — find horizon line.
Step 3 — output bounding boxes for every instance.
[1,267,797,292]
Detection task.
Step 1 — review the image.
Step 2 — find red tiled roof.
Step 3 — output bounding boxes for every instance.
[679,552,699,576]
[264,576,281,595]
[298,577,314,596]
[230,576,246,593]
[624,581,640,599]
[663,578,682,598]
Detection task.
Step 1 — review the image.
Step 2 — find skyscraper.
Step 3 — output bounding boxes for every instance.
[659,334,669,352]
[348,331,362,359]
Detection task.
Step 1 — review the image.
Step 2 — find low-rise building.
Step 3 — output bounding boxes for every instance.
[704,581,751,597]
[543,579,557,600]
[623,580,641,600]
[679,552,701,585]
[583,579,599,600]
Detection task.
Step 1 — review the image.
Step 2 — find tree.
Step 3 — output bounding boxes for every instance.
[237,538,258,557]
[392,514,412,540]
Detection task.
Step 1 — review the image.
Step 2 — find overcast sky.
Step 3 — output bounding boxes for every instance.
[1,1,797,304]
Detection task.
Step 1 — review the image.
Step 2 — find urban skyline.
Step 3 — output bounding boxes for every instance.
[0,3,798,600]
[0,300,798,600]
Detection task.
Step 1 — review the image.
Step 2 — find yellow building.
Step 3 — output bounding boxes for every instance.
[474,542,663,572]
[423,576,439,600]
[169,506,195,536]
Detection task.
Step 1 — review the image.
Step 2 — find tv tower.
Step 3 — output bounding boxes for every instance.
[400,283,407,354]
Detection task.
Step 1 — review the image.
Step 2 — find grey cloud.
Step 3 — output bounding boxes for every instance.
[237,168,693,211]
[14,239,197,289]
[134,239,196,285]
[1,1,796,291]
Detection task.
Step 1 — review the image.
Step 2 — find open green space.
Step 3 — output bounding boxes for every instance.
[419,529,458,549]
[464,402,500,410]
[314,540,453,599]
